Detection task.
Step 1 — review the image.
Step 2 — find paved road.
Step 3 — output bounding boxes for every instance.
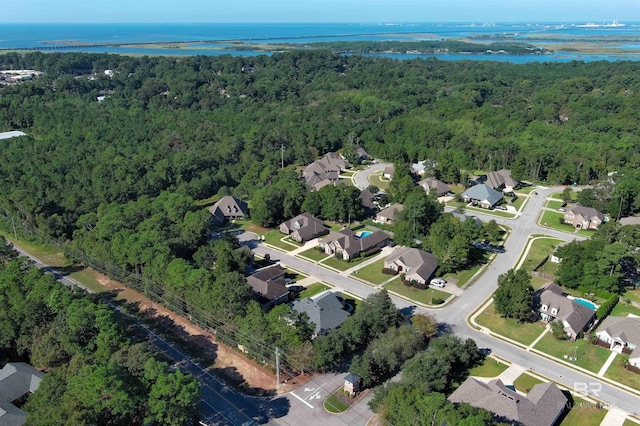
[352,162,392,190]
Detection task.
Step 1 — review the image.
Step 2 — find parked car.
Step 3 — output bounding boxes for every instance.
[430,278,446,288]
[557,208,565,212]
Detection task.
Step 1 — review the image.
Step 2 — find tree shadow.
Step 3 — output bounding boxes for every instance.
[436,322,456,336]
[212,366,276,397]
[52,264,86,277]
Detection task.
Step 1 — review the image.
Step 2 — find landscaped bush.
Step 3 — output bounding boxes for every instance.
[596,295,619,320]
[381,268,398,276]
[432,298,445,305]
[413,281,427,290]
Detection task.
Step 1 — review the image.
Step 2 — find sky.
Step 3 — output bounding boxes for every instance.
[1,0,639,23]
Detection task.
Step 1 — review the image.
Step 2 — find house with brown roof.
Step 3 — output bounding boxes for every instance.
[208,196,249,224]
[563,204,605,230]
[246,265,290,309]
[619,216,640,226]
[537,284,595,340]
[449,378,567,426]
[383,165,394,180]
[596,316,640,367]
[279,213,329,243]
[319,229,390,261]
[484,169,520,193]
[0,362,45,426]
[375,203,403,224]
[358,189,377,211]
[418,177,450,197]
[302,152,349,190]
[384,246,439,285]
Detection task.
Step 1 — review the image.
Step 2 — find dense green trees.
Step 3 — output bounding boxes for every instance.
[493,269,534,322]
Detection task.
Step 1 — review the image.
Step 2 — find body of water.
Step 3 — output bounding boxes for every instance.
[1,22,640,62]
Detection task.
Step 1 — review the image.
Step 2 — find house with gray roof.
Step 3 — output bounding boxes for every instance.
[279,213,329,243]
[484,169,519,193]
[563,204,605,230]
[383,165,394,180]
[375,203,403,224]
[449,378,567,426]
[0,131,27,141]
[302,152,349,190]
[460,184,503,209]
[246,265,290,309]
[0,362,45,426]
[358,189,377,211]
[384,247,439,285]
[418,177,450,197]
[451,208,483,227]
[208,196,249,223]
[537,284,595,341]
[596,316,640,367]
[319,229,390,261]
[291,291,350,337]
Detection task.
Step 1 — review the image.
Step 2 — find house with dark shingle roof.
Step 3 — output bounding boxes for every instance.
[375,203,403,224]
[460,184,503,209]
[451,208,483,227]
[563,204,605,230]
[537,284,595,341]
[302,152,349,190]
[0,362,44,426]
[291,291,350,337]
[358,189,377,211]
[449,378,567,426]
[418,177,450,197]
[208,196,249,224]
[384,247,439,285]
[246,265,290,309]
[484,169,519,193]
[383,165,394,180]
[596,316,640,367]
[279,213,329,243]
[318,229,390,261]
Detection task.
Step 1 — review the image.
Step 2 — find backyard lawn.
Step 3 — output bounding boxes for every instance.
[519,237,563,273]
[298,282,330,299]
[610,301,640,318]
[513,373,543,393]
[561,396,608,426]
[368,172,390,190]
[540,210,575,234]
[533,334,611,373]
[623,288,640,303]
[469,358,509,377]
[350,259,393,285]
[321,253,373,271]
[475,303,547,346]
[530,275,552,290]
[263,230,301,251]
[298,247,330,262]
[604,354,640,391]
[384,279,450,305]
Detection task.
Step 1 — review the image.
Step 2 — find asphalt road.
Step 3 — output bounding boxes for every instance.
[352,162,392,190]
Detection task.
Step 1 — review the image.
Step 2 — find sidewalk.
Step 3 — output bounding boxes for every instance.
[598,352,617,377]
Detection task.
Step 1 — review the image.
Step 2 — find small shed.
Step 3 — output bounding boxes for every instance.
[344,373,361,396]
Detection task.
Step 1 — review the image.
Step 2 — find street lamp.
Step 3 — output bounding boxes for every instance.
[573,346,578,361]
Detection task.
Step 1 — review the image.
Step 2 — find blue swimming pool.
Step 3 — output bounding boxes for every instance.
[574,298,598,310]
[359,231,373,238]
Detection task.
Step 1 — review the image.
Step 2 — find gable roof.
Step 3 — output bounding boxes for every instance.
[448,378,566,426]
[597,316,640,346]
[302,153,348,190]
[320,229,390,257]
[418,177,450,196]
[485,169,519,190]
[208,196,249,221]
[385,246,439,281]
[451,209,483,227]
[461,184,503,206]
[359,189,377,209]
[246,265,288,306]
[539,286,595,334]
[291,292,350,335]
[568,204,605,222]
[281,213,328,241]
[377,203,404,220]
[619,216,640,226]
[0,362,44,404]
[383,165,395,177]
[0,401,25,426]
[0,131,27,140]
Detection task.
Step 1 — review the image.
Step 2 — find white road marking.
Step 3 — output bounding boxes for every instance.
[289,391,314,409]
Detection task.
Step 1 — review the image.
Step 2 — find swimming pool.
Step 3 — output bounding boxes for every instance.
[359,231,373,238]
[573,298,599,310]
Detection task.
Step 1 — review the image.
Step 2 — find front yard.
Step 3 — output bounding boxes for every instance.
[320,252,373,271]
[546,199,565,210]
[468,358,509,377]
[513,373,543,393]
[533,334,611,373]
[298,282,330,299]
[604,354,640,391]
[298,247,330,262]
[540,210,576,234]
[561,396,608,426]
[263,230,302,251]
[384,279,450,305]
[519,237,563,273]
[444,249,492,288]
[350,259,392,285]
[475,303,547,346]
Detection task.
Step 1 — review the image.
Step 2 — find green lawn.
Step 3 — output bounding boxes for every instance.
[350,259,393,285]
[610,301,640,318]
[550,191,578,201]
[623,420,639,426]
[284,269,306,283]
[384,279,450,305]
[605,354,640,391]
[513,373,543,393]
[623,288,640,303]
[298,247,330,262]
[516,186,539,194]
[577,229,596,238]
[546,200,565,209]
[263,230,301,251]
[561,396,607,426]
[321,253,372,271]
[469,358,509,377]
[533,334,610,373]
[299,283,330,299]
[531,274,552,290]
[475,303,546,345]
[520,237,563,273]
[1,232,70,267]
[340,170,356,177]
[444,250,491,288]
[69,269,106,294]
[540,210,575,233]
[367,172,390,190]
[507,195,525,211]
[324,390,349,413]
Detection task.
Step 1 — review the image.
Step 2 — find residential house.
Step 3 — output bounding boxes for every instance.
[451,208,483,227]
[0,131,27,141]
[344,373,361,396]
[383,165,395,180]
[411,160,428,176]
[375,203,404,224]
[319,229,390,261]
[355,147,370,162]
[537,284,595,340]
[595,316,640,367]
[291,291,351,337]
[246,265,290,309]
[563,204,605,230]
[449,378,567,426]
[0,362,45,426]
[358,189,377,211]
[484,169,520,193]
[619,216,640,226]
[460,184,504,209]
[302,152,349,190]
[384,246,439,285]
[279,213,329,243]
[418,177,450,197]
[208,196,249,224]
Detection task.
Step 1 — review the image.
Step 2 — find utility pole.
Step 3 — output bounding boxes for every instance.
[281,144,285,170]
[275,347,280,388]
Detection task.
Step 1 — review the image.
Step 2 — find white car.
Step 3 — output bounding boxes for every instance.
[430,278,446,288]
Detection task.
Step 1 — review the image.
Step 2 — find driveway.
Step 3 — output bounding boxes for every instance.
[352,162,392,190]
